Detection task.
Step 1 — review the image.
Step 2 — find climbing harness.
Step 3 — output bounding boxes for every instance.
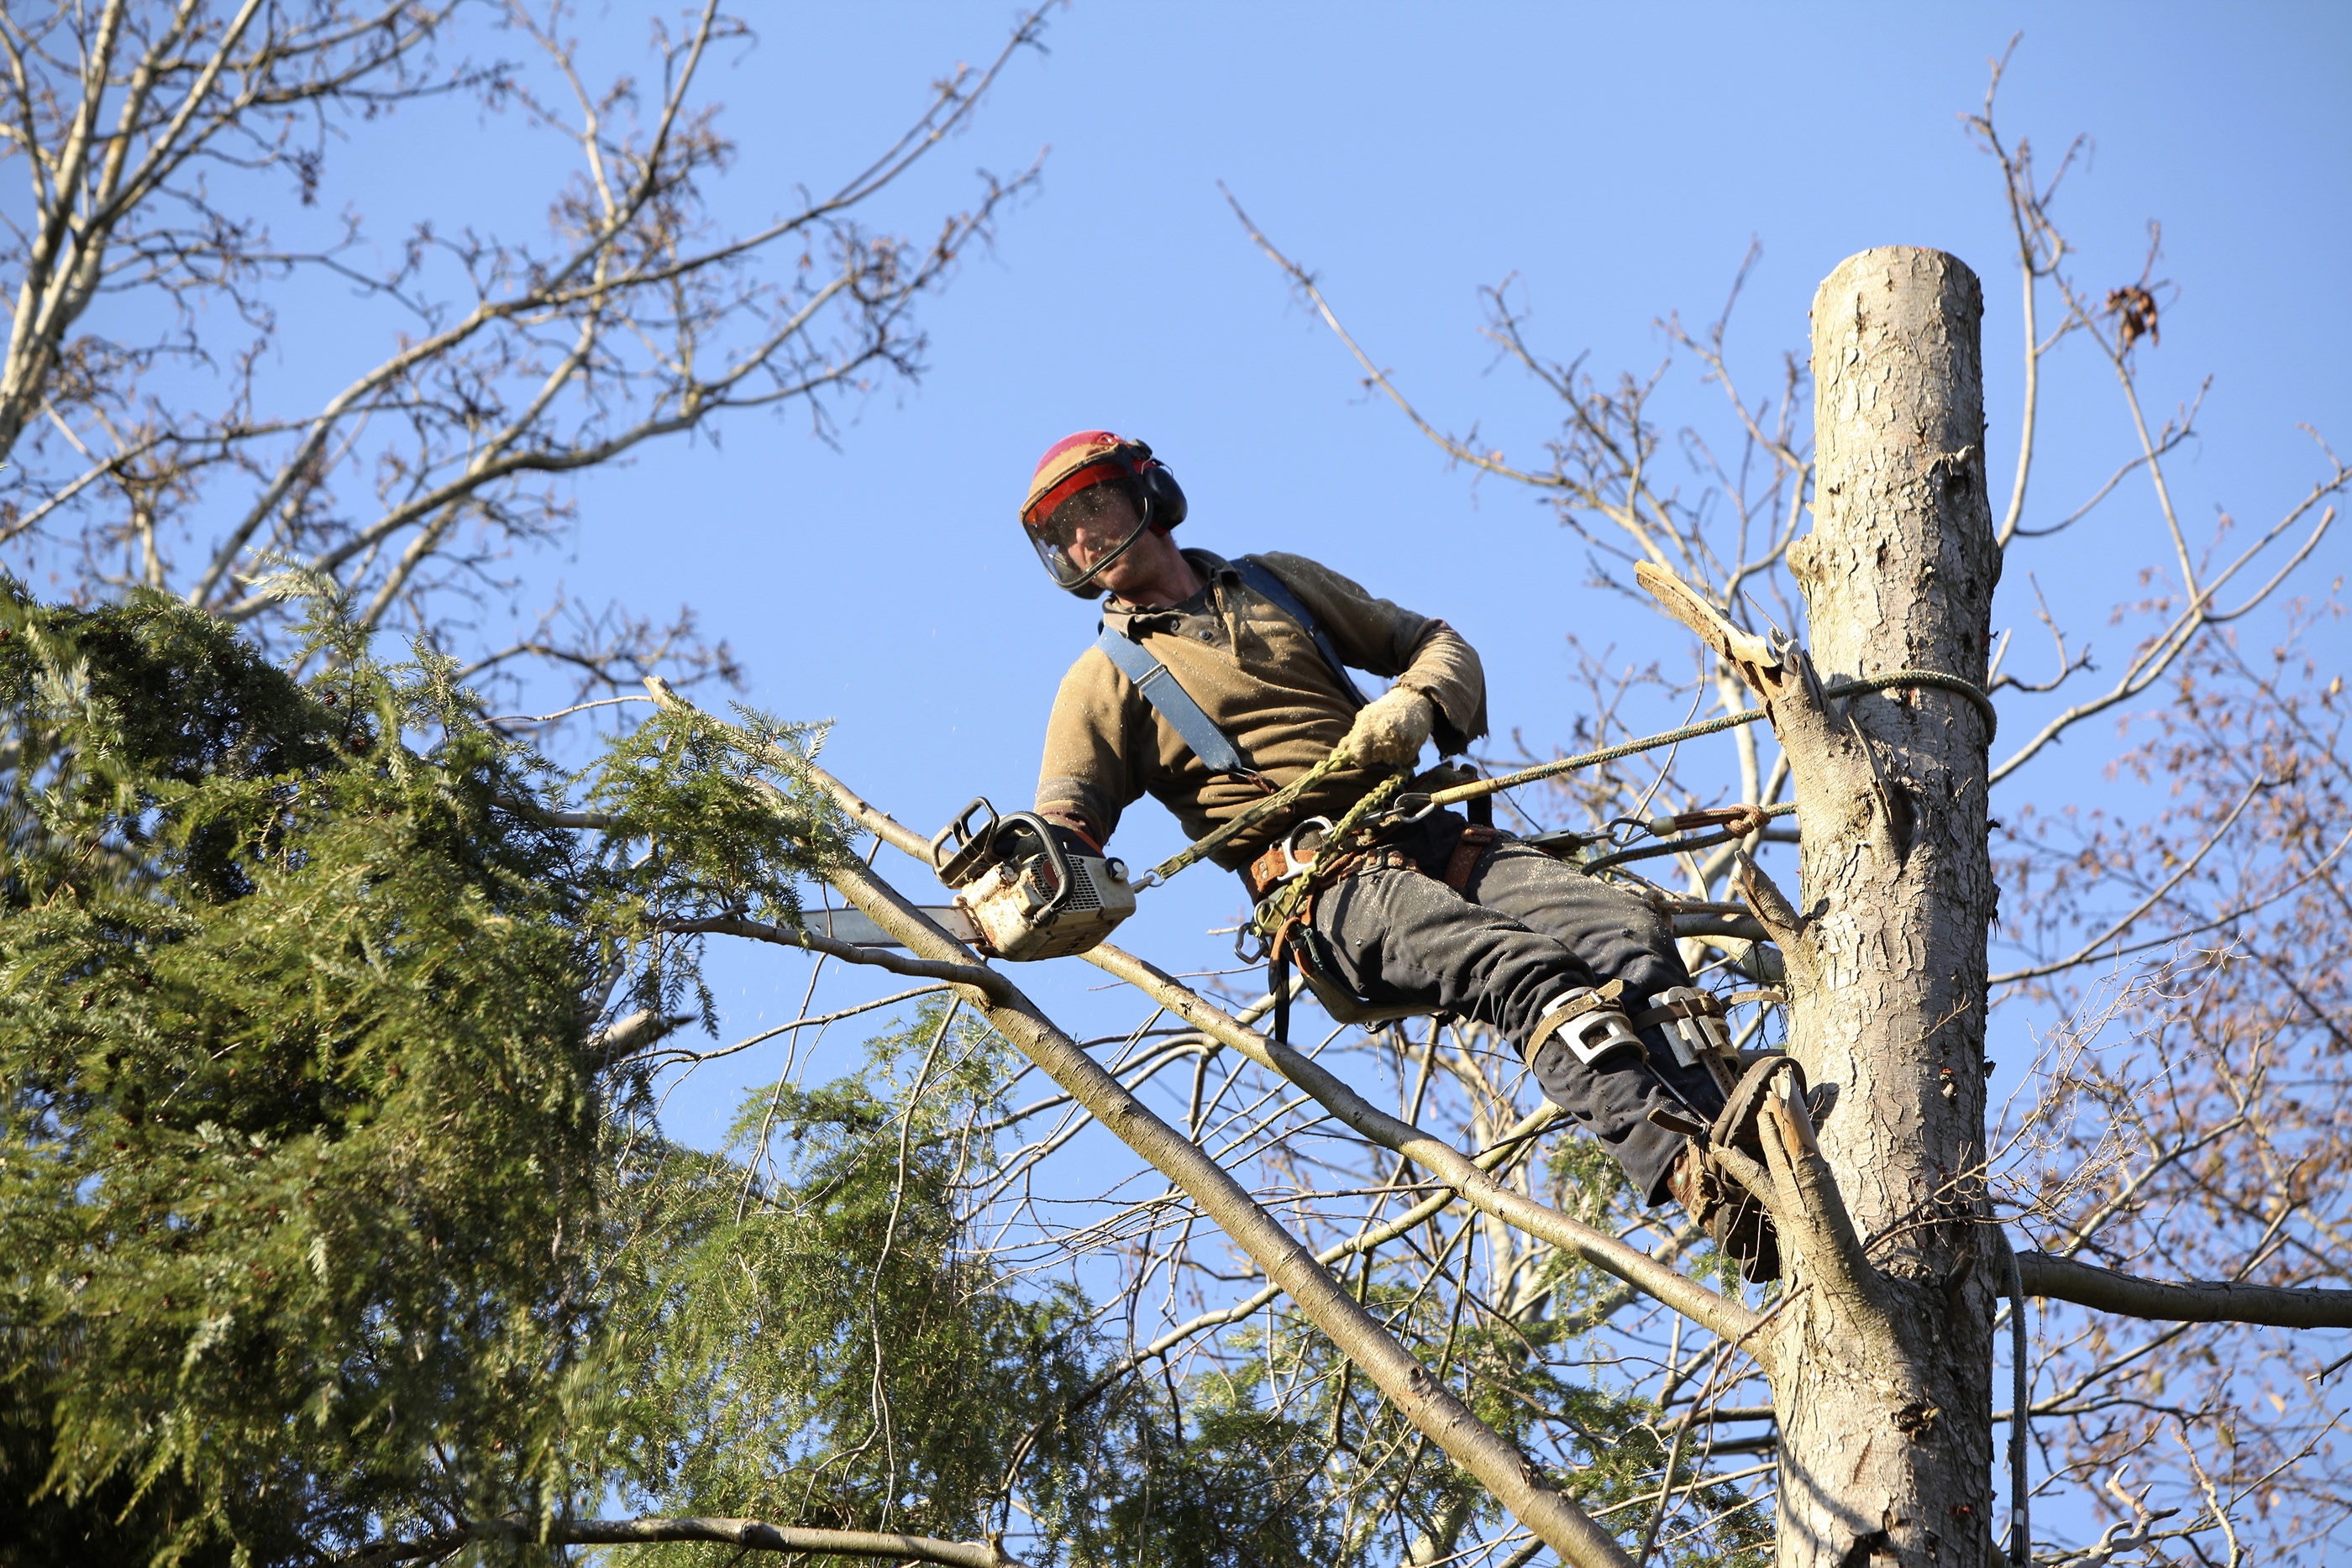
[1254,770,1410,1041]
[1094,556,1364,783]
[1100,556,1372,888]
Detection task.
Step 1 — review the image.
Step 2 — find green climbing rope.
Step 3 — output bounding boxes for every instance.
[1141,743,1362,886]
[1245,769,1408,943]
[1140,668,1993,893]
[1425,669,1997,810]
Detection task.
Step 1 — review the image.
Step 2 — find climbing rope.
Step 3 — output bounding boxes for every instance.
[1580,801,1801,873]
[1426,669,1998,810]
[2001,1232,2032,1565]
[1140,668,1993,893]
[1243,768,1409,961]
[1139,742,1360,887]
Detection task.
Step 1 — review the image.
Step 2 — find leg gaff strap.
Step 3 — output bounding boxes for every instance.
[1522,978,1642,1067]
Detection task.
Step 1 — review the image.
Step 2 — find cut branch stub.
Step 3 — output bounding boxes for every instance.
[1634,559,1783,694]
[1730,849,1816,991]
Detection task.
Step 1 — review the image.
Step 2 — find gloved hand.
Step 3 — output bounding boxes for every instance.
[1341,685,1436,768]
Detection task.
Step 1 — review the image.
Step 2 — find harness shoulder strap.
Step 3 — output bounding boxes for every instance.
[1235,556,1366,709]
[1094,629,1251,776]
[1093,555,1367,778]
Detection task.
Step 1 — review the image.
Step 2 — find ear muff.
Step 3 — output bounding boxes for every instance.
[1137,464,1186,531]
[1128,443,1187,532]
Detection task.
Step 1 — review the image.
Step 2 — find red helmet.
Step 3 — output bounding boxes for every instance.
[1019,430,1187,594]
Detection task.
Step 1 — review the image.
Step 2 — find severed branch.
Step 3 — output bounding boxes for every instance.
[586,1007,696,1059]
[2015,1252,2352,1330]
[342,1517,1022,1567]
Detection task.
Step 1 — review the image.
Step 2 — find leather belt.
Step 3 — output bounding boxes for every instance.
[1242,821,1504,904]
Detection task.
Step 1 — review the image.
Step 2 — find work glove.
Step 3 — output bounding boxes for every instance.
[1341,685,1436,768]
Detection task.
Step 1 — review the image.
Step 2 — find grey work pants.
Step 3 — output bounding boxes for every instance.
[1301,830,1727,1205]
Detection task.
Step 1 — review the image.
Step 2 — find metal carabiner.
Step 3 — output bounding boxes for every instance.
[1387,792,1444,825]
[1276,815,1333,884]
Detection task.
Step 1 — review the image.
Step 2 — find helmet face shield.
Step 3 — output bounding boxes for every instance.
[1025,482,1152,594]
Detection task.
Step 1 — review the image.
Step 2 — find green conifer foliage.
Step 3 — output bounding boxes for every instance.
[597,1004,1111,1560]
[0,588,1121,1565]
[0,582,601,1560]
[580,696,849,1043]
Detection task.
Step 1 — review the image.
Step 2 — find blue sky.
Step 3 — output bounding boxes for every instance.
[474,1,2351,1112]
[63,0,2339,1277]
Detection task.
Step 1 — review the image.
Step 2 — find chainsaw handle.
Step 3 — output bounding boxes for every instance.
[931,796,1000,886]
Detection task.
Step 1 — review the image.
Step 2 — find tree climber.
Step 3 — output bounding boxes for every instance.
[1017,429,1778,1281]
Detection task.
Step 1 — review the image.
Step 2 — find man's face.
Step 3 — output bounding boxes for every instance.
[1058,490,1155,597]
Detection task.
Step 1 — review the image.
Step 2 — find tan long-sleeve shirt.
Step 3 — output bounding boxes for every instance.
[1035,549,1486,869]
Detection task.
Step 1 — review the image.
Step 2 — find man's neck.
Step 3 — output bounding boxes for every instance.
[1105,536,1205,611]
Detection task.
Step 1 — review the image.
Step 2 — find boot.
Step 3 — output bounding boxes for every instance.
[1668,1142,1780,1284]
[1666,1055,1805,1284]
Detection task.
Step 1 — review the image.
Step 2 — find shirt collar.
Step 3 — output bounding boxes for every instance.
[1100,549,1238,636]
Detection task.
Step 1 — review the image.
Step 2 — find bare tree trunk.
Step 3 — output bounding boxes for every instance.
[1772,248,2002,1566]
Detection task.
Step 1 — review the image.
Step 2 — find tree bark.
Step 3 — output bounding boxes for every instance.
[1772,248,2002,1566]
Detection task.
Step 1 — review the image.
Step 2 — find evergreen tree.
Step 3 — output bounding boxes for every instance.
[1,582,604,1559]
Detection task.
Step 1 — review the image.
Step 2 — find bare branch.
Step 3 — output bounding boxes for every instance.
[2016,1252,2352,1330]
[343,1516,1024,1568]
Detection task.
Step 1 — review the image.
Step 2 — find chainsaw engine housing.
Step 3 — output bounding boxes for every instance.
[932,800,1136,962]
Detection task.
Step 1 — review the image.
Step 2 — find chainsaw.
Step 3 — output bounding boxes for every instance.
[927,797,1137,962]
